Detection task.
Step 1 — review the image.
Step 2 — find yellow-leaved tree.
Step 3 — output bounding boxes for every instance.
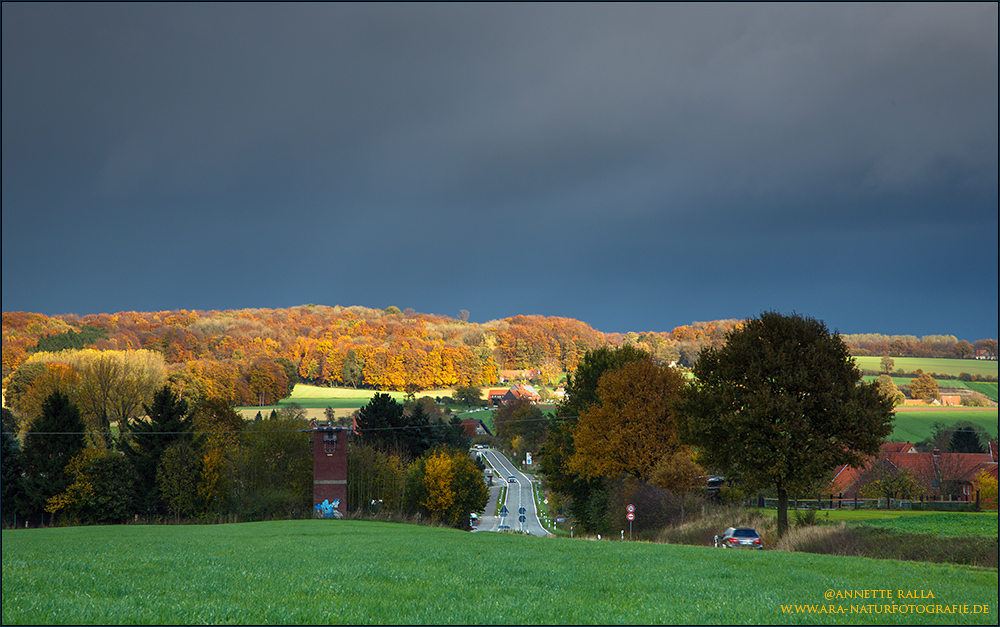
[975,470,998,510]
[421,451,456,522]
[406,447,488,529]
[568,359,686,483]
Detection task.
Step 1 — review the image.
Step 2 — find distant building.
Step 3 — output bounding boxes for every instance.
[829,441,998,503]
[309,420,350,518]
[461,418,493,439]
[499,383,541,405]
[488,389,508,405]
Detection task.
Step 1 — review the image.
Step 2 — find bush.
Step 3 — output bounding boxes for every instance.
[961,392,991,407]
[793,508,818,527]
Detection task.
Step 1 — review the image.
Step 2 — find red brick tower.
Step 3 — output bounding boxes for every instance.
[311,421,349,518]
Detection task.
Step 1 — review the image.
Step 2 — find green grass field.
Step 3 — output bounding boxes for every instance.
[862,375,998,402]
[861,377,998,401]
[848,513,999,537]
[236,385,461,419]
[889,407,998,443]
[853,356,998,379]
[964,381,1000,401]
[279,385,456,408]
[2,521,996,625]
[758,509,998,535]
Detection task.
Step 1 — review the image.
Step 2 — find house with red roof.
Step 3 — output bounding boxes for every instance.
[489,384,541,406]
[500,383,541,405]
[829,441,998,504]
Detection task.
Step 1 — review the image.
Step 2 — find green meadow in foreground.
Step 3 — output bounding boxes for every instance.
[2,521,996,625]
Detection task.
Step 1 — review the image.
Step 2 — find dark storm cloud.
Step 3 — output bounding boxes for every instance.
[3,3,996,339]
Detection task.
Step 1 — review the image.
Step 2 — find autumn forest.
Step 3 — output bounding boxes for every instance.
[4,306,995,411]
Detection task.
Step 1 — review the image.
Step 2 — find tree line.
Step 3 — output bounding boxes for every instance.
[843,333,998,360]
[5,309,992,535]
[349,393,488,528]
[2,308,607,394]
[514,313,898,539]
[1,387,311,527]
[1,386,487,530]
[5,309,993,401]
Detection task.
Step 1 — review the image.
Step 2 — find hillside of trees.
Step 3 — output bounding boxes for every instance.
[2,307,736,404]
[3,306,995,411]
[842,333,997,360]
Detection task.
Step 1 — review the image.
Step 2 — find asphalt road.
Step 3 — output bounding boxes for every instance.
[475,448,552,537]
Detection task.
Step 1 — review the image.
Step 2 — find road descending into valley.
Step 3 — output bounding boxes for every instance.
[476,448,552,537]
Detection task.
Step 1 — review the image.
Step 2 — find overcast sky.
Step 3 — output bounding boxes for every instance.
[3,3,997,340]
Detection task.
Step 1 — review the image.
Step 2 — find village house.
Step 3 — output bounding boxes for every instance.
[829,441,998,504]
[499,383,541,405]
[488,384,541,406]
[460,418,493,439]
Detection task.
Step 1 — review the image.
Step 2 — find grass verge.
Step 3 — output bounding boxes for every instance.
[775,524,998,569]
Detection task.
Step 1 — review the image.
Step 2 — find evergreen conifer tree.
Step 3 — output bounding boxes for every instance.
[121,385,193,515]
[19,391,86,521]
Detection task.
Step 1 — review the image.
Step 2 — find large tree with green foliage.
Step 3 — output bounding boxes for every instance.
[356,393,465,460]
[46,448,139,524]
[355,393,406,452]
[875,374,905,406]
[494,397,548,454]
[230,407,312,520]
[157,439,203,519]
[675,311,895,538]
[454,385,483,407]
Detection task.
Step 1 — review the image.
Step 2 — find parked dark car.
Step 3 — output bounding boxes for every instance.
[716,527,762,549]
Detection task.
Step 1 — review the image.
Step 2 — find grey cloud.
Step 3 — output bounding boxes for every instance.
[2,2,995,338]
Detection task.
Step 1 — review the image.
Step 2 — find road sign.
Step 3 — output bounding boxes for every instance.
[500,505,509,516]
[518,506,526,514]
[518,515,526,523]
[627,504,635,513]
[626,512,635,521]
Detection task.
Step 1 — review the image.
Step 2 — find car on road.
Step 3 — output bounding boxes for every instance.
[716,527,762,549]
[508,475,516,483]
